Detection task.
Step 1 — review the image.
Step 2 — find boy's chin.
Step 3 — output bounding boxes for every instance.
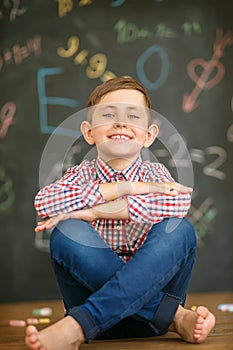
[98,151,141,166]
[97,142,142,160]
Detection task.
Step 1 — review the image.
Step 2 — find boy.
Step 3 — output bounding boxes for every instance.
[26,77,215,350]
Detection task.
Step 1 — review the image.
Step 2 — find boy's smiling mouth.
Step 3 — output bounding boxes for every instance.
[108,134,132,141]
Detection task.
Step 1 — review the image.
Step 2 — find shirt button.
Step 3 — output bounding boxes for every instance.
[116,225,121,231]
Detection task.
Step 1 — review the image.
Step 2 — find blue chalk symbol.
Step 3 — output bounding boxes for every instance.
[111,0,126,7]
[136,44,169,90]
[37,67,78,137]
[111,0,163,6]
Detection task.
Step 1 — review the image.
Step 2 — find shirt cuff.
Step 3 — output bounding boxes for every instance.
[82,181,105,208]
[127,195,149,222]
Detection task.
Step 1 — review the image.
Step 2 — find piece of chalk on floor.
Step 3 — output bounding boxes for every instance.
[32,307,52,316]
[9,320,26,327]
[38,318,51,324]
[27,318,39,325]
[218,303,233,312]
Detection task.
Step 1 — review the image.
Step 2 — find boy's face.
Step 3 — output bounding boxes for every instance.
[81,89,158,169]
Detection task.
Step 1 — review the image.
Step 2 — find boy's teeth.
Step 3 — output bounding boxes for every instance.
[111,135,129,140]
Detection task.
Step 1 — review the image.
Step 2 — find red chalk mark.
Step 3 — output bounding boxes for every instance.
[183,28,233,113]
[0,102,16,138]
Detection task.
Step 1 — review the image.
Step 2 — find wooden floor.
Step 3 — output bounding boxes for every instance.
[0,292,232,349]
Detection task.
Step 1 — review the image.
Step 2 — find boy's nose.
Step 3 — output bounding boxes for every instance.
[113,121,127,128]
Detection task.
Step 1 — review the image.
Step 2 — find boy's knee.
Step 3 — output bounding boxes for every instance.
[50,219,109,250]
[181,218,196,242]
[165,218,196,248]
[49,219,88,254]
[178,218,196,249]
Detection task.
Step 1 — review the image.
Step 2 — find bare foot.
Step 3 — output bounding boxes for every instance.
[169,305,215,343]
[25,316,85,350]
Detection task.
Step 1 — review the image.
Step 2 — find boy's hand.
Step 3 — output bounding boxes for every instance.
[34,208,96,232]
[35,215,65,232]
[148,181,193,196]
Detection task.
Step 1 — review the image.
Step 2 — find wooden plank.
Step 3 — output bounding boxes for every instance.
[0,293,232,349]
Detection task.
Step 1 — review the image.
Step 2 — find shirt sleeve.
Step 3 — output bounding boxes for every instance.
[127,192,191,223]
[34,162,105,218]
[127,161,192,223]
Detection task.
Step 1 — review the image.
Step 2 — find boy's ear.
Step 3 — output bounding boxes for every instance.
[80,121,95,145]
[143,124,159,148]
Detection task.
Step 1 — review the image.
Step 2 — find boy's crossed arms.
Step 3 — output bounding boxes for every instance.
[35,180,192,232]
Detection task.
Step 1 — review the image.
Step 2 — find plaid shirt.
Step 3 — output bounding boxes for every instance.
[35,157,191,261]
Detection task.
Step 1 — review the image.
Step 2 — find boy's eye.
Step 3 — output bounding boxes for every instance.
[128,114,140,119]
[103,113,114,118]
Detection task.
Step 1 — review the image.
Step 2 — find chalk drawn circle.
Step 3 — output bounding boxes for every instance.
[136,45,169,90]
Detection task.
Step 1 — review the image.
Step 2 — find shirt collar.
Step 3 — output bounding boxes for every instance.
[96,156,142,182]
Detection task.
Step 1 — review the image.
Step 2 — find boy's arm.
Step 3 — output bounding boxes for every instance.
[125,162,192,223]
[35,162,188,218]
[98,182,192,223]
[35,182,192,232]
[35,156,192,221]
[99,180,191,201]
[34,162,106,218]
[35,198,130,232]
[127,191,192,223]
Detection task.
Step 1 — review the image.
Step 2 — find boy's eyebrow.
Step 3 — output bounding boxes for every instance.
[98,104,117,111]
[97,104,145,112]
[126,106,144,113]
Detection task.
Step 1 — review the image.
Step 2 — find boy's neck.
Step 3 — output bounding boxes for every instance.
[104,156,138,171]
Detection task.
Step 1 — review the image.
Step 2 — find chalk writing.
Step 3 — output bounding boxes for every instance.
[182,22,202,37]
[111,0,164,6]
[227,96,233,142]
[114,20,152,43]
[136,44,169,90]
[183,28,233,113]
[0,102,16,138]
[0,36,41,72]
[114,19,201,43]
[111,0,126,6]
[37,67,78,135]
[203,147,226,180]
[155,23,176,38]
[189,147,226,180]
[187,191,217,244]
[57,0,164,12]
[57,36,79,58]
[0,0,27,21]
[153,145,227,181]
[227,124,233,142]
[0,167,14,213]
[57,0,92,17]
[57,35,116,82]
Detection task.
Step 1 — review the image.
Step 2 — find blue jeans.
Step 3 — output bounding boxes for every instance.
[50,218,196,341]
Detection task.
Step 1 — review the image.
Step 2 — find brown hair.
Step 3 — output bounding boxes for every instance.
[87,77,152,109]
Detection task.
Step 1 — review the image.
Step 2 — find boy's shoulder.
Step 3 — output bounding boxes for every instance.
[141,160,172,181]
[65,158,97,175]
[142,160,168,171]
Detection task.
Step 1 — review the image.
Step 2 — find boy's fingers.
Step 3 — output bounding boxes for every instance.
[34,218,56,232]
[150,182,192,194]
[173,182,193,192]
[164,182,192,192]
[36,221,45,226]
[34,225,45,232]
